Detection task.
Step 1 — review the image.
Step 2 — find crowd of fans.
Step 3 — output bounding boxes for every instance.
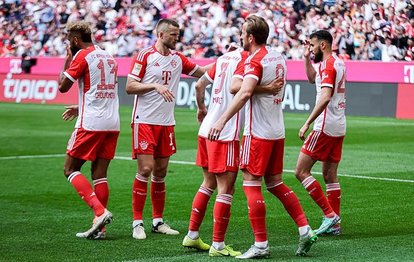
[1,0,414,61]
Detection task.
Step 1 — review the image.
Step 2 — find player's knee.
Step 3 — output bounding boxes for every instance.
[63,167,76,178]
[138,166,153,177]
[294,168,308,181]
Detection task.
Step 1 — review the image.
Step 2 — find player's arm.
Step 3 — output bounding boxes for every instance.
[230,77,242,94]
[303,40,316,84]
[191,63,214,78]
[59,46,74,93]
[208,77,257,141]
[253,76,284,95]
[195,74,211,123]
[125,77,174,102]
[299,86,332,140]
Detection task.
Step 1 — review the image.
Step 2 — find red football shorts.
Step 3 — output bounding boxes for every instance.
[196,136,239,173]
[131,123,176,159]
[301,130,344,163]
[240,135,284,176]
[66,128,119,161]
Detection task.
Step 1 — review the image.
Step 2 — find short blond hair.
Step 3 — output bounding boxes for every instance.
[66,21,92,42]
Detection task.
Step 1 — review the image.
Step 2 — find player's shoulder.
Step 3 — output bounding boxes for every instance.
[328,54,345,70]
[135,46,156,60]
[219,48,244,61]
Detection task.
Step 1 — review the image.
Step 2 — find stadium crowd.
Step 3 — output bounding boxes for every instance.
[0,0,414,61]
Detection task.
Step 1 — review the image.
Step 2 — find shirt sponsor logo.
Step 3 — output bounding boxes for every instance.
[321,72,329,81]
[132,63,142,75]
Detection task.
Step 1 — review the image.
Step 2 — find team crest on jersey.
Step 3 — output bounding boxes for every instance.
[139,140,149,150]
[132,63,142,75]
[170,60,177,68]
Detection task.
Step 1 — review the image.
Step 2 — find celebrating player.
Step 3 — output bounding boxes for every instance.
[209,15,318,259]
[295,30,346,235]
[58,21,120,239]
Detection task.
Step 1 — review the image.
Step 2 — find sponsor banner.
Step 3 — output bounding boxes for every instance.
[0,73,77,104]
[1,57,413,83]
[396,83,414,119]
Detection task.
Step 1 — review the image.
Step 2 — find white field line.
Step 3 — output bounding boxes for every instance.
[0,154,413,183]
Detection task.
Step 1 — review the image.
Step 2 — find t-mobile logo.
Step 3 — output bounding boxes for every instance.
[404,65,414,83]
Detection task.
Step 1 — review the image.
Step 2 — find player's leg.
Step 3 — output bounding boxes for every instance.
[183,168,215,251]
[131,123,155,239]
[88,158,111,239]
[235,171,270,259]
[323,161,341,235]
[132,154,154,239]
[150,156,179,235]
[236,136,270,259]
[265,173,317,256]
[209,171,241,257]
[150,125,178,235]
[295,152,339,234]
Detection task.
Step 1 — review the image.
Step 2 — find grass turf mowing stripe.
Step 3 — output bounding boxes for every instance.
[1,154,413,183]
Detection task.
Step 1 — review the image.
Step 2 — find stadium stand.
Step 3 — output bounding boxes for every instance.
[0,0,413,61]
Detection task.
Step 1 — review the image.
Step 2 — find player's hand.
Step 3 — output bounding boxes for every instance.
[303,40,312,59]
[197,107,207,124]
[62,105,79,121]
[268,76,285,95]
[299,123,310,141]
[65,45,73,64]
[155,84,175,102]
[208,119,225,141]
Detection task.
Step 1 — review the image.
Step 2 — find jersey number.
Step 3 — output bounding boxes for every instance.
[97,59,117,90]
[215,62,229,94]
[337,73,346,94]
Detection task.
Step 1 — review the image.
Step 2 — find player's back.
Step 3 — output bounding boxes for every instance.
[70,46,120,131]
[199,49,248,141]
[244,46,287,140]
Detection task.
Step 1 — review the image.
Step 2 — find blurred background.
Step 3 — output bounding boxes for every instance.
[0,0,413,61]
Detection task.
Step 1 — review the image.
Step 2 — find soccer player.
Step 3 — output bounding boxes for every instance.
[125,19,209,240]
[294,30,345,235]
[181,47,248,257]
[182,45,283,256]
[209,15,317,259]
[58,21,120,239]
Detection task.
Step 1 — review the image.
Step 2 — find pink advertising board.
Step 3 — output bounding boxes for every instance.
[1,57,414,83]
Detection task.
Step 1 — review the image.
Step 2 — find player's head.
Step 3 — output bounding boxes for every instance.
[241,15,269,51]
[66,21,92,55]
[156,19,180,50]
[309,30,333,63]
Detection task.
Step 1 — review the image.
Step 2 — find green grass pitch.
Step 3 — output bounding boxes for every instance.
[0,103,413,261]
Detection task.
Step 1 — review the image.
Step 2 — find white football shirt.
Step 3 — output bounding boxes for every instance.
[313,53,346,137]
[64,45,120,131]
[128,45,198,125]
[198,49,248,141]
[242,46,287,140]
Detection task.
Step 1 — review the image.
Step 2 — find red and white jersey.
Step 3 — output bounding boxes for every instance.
[64,45,120,131]
[128,45,199,125]
[198,49,249,141]
[313,54,346,137]
[242,46,287,140]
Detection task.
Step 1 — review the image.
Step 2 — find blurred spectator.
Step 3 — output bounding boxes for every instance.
[1,0,413,61]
